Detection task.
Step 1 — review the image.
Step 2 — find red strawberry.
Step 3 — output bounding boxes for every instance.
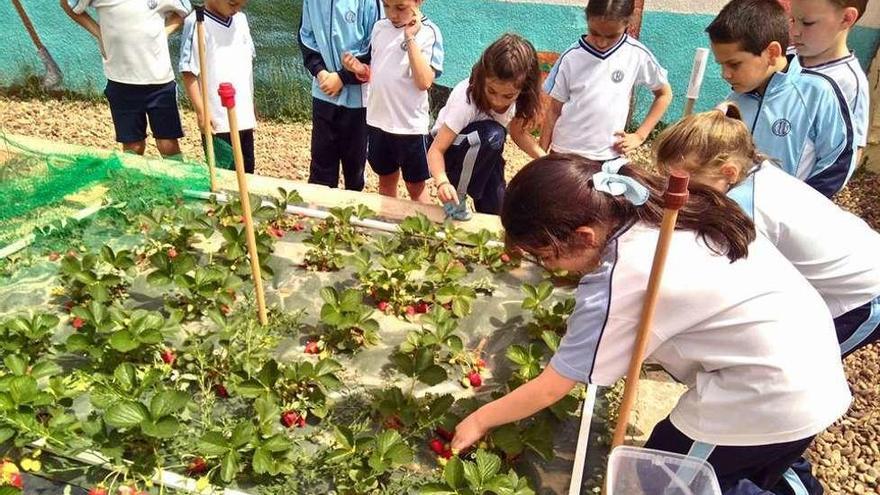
[468,371,482,388]
[9,472,22,488]
[281,410,305,428]
[214,383,229,398]
[291,222,305,232]
[476,358,487,369]
[268,226,285,238]
[48,252,60,261]
[429,438,445,455]
[440,448,453,459]
[414,301,430,314]
[239,215,246,224]
[500,253,511,263]
[64,301,75,312]
[88,488,108,495]
[167,248,178,259]
[160,348,176,365]
[405,305,416,317]
[187,457,207,476]
[71,317,85,329]
[435,427,454,442]
[377,301,389,312]
[304,341,320,355]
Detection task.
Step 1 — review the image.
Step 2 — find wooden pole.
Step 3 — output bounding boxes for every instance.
[11,0,62,89]
[683,48,710,118]
[195,6,217,192]
[610,171,689,449]
[218,83,268,326]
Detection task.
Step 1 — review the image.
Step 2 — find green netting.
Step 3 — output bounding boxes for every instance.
[210,135,236,170]
[0,133,211,247]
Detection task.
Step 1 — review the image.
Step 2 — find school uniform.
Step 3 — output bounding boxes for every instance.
[179,9,256,173]
[728,161,880,356]
[790,48,870,148]
[727,54,856,198]
[68,0,190,144]
[554,221,851,493]
[543,35,668,161]
[366,17,443,183]
[298,0,382,190]
[431,80,517,214]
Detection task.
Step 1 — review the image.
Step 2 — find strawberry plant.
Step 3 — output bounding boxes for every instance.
[234,357,343,420]
[65,304,173,368]
[418,450,535,494]
[324,426,414,493]
[197,415,295,483]
[371,387,454,434]
[461,230,516,273]
[302,206,372,271]
[58,247,133,305]
[0,312,59,360]
[521,281,575,340]
[317,287,380,352]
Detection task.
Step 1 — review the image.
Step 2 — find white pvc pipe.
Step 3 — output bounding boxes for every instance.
[183,189,506,248]
[0,203,108,260]
[568,384,599,495]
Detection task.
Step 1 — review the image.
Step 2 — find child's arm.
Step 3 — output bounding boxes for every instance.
[614,83,672,154]
[452,365,577,451]
[539,98,563,151]
[428,125,462,205]
[510,117,547,159]
[181,72,206,133]
[165,13,184,36]
[404,11,435,91]
[59,0,104,57]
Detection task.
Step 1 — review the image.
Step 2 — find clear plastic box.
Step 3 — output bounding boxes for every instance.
[606,446,722,495]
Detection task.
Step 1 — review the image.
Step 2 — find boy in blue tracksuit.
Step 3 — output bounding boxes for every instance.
[298,0,382,191]
[706,0,856,198]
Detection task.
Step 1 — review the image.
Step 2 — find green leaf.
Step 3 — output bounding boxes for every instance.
[221,450,240,483]
[109,330,139,353]
[104,401,150,429]
[235,380,267,398]
[113,363,137,391]
[198,431,231,456]
[64,333,91,352]
[505,345,529,366]
[231,421,255,448]
[490,425,524,457]
[8,376,38,404]
[333,426,354,450]
[474,450,502,486]
[261,434,290,452]
[314,358,343,376]
[418,484,458,495]
[418,365,448,386]
[374,429,402,457]
[141,416,180,438]
[319,287,338,305]
[252,447,273,474]
[0,427,15,444]
[522,420,554,461]
[444,456,466,489]
[30,360,62,380]
[385,443,413,466]
[3,355,27,376]
[149,390,190,418]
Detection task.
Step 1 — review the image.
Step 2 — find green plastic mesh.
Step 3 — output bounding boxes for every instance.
[209,136,235,171]
[0,133,211,248]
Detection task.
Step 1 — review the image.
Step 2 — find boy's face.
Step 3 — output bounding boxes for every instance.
[790,0,856,59]
[208,0,246,17]
[711,41,779,93]
[383,0,420,28]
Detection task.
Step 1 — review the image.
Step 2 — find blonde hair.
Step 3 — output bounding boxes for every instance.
[653,104,764,185]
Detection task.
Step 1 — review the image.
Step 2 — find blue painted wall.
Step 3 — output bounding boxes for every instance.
[2,0,879,122]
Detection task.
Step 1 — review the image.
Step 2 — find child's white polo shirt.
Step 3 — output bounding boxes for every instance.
[552,222,851,446]
[543,35,668,161]
[728,161,880,317]
[69,0,191,85]
[367,17,444,135]
[433,80,516,135]
[179,10,256,133]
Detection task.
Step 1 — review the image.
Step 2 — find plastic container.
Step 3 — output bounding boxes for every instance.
[606,446,722,495]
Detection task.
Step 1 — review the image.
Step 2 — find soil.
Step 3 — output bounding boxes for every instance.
[1,95,879,494]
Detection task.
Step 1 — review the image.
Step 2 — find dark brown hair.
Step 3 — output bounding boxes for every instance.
[467,34,542,127]
[706,0,789,55]
[585,0,635,21]
[501,154,756,262]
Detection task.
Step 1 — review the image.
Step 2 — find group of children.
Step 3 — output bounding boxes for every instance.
[61,0,880,492]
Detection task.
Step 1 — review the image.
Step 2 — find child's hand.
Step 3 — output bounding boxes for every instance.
[404,7,422,39]
[437,181,459,205]
[613,131,646,154]
[451,411,488,452]
[317,70,343,97]
[341,52,369,79]
[96,34,107,59]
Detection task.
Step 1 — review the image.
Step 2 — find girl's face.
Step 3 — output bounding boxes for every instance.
[484,77,521,113]
[208,0,245,17]
[383,0,420,28]
[790,0,854,60]
[523,227,608,277]
[586,16,628,51]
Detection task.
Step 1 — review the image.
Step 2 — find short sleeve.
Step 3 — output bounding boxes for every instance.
[68,0,91,14]
[421,23,444,77]
[635,49,669,90]
[543,54,570,103]
[162,0,191,17]
[178,15,199,75]
[441,86,478,134]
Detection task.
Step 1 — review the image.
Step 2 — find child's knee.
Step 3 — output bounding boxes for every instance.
[477,122,507,152]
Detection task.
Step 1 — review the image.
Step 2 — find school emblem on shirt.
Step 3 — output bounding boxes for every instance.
[147,0,158,9]
[345,10,357,23]
[611,70,625,83]
[772,118,792,137]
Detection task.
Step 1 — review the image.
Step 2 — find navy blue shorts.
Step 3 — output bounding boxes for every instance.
[309,98,367,191]
[104,80,184,144]
[834,296,880,357]
[367,126,430,183]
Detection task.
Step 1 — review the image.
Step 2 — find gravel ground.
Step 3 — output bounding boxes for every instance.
[1,95,879,493]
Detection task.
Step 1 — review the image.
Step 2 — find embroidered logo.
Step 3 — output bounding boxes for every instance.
[147,0,158,9]
[400,40,408,51]
[345,10,357,23]
[611,70,625,83]
[771,118,792,137]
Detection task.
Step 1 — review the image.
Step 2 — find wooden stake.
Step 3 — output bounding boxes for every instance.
[611,171,689,449]
[218,83,268,326]
[195,6,217,192]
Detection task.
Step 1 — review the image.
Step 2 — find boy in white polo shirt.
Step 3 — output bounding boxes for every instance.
[61,0,190,159]
[179,0,256,173]
[540,0,672,161]
[343,0,444,202]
